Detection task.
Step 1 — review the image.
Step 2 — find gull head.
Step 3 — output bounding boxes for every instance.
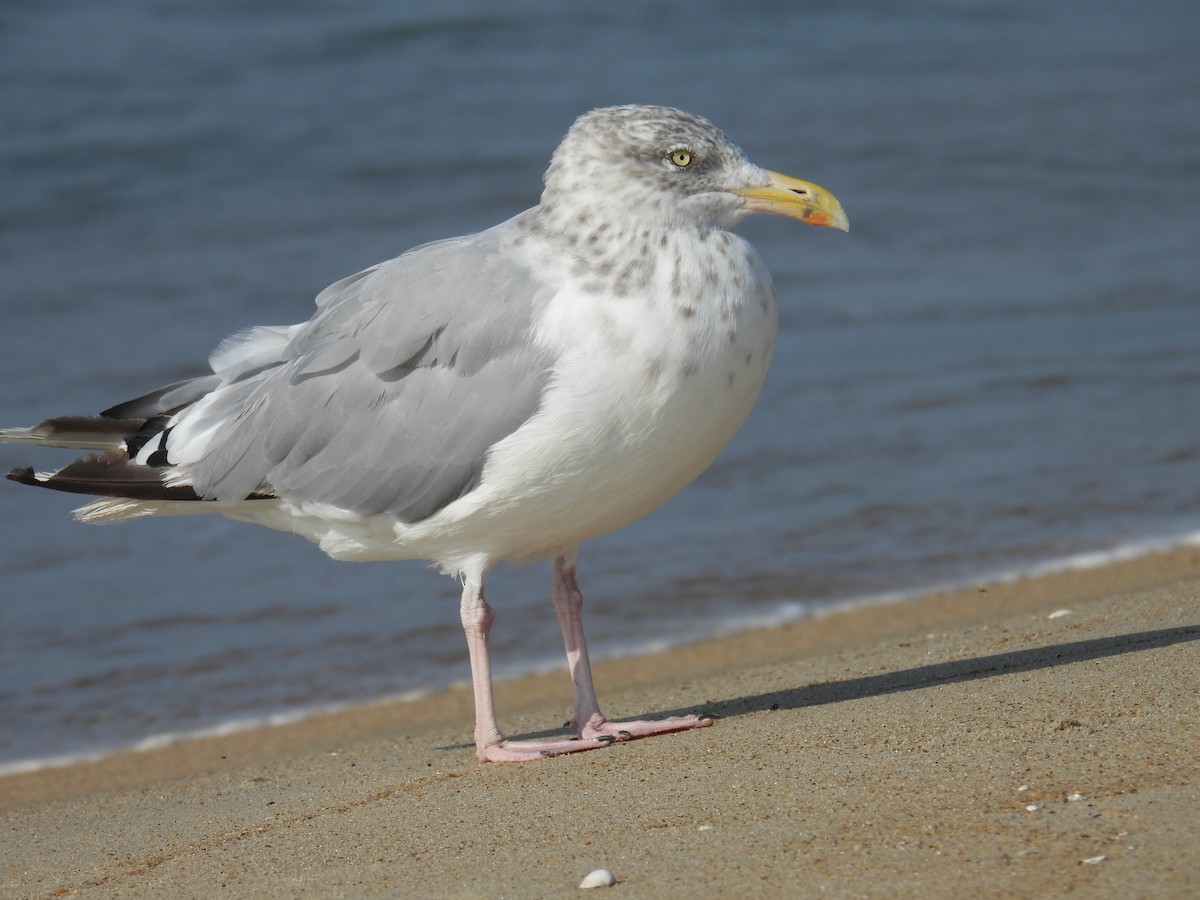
[539,105,848,233]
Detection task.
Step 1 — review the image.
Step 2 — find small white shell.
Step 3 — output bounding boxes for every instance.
[579,868,616,889]
[1048,608,1072,619]
[1082,855,1106,865]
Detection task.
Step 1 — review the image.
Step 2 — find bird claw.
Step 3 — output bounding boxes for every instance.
[579,713,715,745]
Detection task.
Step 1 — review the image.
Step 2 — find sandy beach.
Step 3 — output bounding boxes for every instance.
[3,546,1197,898]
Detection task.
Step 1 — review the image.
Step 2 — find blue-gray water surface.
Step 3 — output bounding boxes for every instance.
[2,1,1198,767]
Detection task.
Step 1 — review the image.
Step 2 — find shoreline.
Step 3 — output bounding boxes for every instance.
[6,529,1198,781]
[4,544,1198,896]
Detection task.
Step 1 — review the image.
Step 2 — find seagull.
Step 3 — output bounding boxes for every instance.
[2,105,847,762]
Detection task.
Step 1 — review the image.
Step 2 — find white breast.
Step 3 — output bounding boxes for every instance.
[404,230,779,573]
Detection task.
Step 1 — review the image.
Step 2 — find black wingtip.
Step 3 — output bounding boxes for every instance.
[7,467,37,485]
[6,451,204,501]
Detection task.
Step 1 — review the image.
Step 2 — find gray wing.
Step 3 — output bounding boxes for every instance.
[178,217,556,522]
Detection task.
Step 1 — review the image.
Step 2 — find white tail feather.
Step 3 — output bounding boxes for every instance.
[74,499,157,524]
[72,498,220,524]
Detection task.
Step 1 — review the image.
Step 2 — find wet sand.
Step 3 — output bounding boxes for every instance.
[3,546,1198,898]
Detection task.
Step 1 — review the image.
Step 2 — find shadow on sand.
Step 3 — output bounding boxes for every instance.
[478,624,1199,749]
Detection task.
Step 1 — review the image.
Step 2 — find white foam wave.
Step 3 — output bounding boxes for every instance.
[709,528,1200,636]
[0,689,432,778]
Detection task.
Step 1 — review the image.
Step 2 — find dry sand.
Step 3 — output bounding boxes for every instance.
[3,546,1198,898]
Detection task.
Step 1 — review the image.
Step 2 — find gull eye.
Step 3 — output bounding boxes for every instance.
[668,148,694,169]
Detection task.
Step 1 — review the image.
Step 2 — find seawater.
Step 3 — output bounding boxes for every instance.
[1,1,1198,768]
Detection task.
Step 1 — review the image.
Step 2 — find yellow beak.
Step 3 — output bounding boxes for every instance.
[733,170,849,232]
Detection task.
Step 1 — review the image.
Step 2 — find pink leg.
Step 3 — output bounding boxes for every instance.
[459,577,613,762]
[552,558,713,743]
